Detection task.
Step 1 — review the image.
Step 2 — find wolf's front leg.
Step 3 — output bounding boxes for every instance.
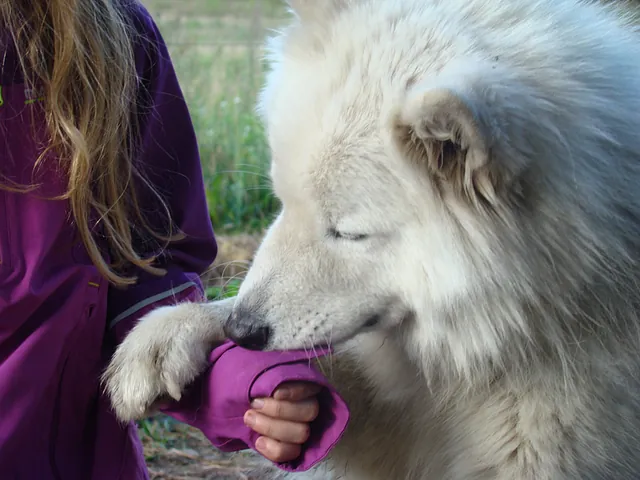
[102,297,235,422]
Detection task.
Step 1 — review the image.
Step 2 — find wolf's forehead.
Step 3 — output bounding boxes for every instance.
[273,130,404,215]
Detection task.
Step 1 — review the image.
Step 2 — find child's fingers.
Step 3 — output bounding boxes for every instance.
[250,397,319,423]
[272,382,322,401]
[255,436,302,463]
[244,410,311,444]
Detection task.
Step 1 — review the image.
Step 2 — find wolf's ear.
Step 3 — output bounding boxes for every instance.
[389,57,537,208]
[285,0,347,23]
[393,84,501,205]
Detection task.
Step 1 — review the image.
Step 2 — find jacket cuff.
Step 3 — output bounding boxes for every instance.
[249,363,350,472]
[162,341,350,472]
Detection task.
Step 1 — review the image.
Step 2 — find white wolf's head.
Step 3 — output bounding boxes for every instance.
[224,0,640,377]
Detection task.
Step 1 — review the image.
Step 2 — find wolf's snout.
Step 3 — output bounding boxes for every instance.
[223,309,271,350]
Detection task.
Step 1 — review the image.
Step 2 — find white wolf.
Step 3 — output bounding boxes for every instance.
[103,0,640,478]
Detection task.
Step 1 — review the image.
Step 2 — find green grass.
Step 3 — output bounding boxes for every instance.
[143,0,287,18]
[141,0,290,234]
[206,278,242,300]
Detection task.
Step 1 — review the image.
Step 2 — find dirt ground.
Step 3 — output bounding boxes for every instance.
[139,415,266,480]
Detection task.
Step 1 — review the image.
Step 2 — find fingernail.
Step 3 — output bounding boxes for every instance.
[244,411,256,427]
[251,399,265,409]
[255,436,267,451]
[277,387,291,400]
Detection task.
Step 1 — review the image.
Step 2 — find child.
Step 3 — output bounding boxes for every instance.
[0,1,343,478]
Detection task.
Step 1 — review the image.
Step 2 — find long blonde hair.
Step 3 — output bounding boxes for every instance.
[0,0,177,286]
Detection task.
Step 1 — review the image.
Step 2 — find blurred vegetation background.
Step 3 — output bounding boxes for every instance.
[143,0,289,236]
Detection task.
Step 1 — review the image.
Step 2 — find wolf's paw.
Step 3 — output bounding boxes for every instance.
[102,304,213,422]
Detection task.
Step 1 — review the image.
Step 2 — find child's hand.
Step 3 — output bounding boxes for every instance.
[244,382,321,463]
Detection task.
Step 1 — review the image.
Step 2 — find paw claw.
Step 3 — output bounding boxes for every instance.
[166,382,183,402]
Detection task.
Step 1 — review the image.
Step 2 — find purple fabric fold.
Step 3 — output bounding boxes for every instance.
[163,341,350,472]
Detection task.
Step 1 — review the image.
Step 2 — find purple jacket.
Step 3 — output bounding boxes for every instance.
[0,3,348,479]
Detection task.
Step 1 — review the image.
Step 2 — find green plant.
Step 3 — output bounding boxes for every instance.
[194,91,280,234]
[142,0,287,18]
[206,278,242,300]
[141,0,288,233]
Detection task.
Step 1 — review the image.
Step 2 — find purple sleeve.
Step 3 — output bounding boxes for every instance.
[162,342,350,473]
[106,2,217,343]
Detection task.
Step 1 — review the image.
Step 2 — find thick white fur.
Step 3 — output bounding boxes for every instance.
[104,0,640,478]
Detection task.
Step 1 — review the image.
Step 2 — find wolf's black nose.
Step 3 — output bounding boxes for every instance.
[223,309,271,350]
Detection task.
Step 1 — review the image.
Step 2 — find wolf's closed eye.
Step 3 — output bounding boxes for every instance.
[328,227,369,242]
